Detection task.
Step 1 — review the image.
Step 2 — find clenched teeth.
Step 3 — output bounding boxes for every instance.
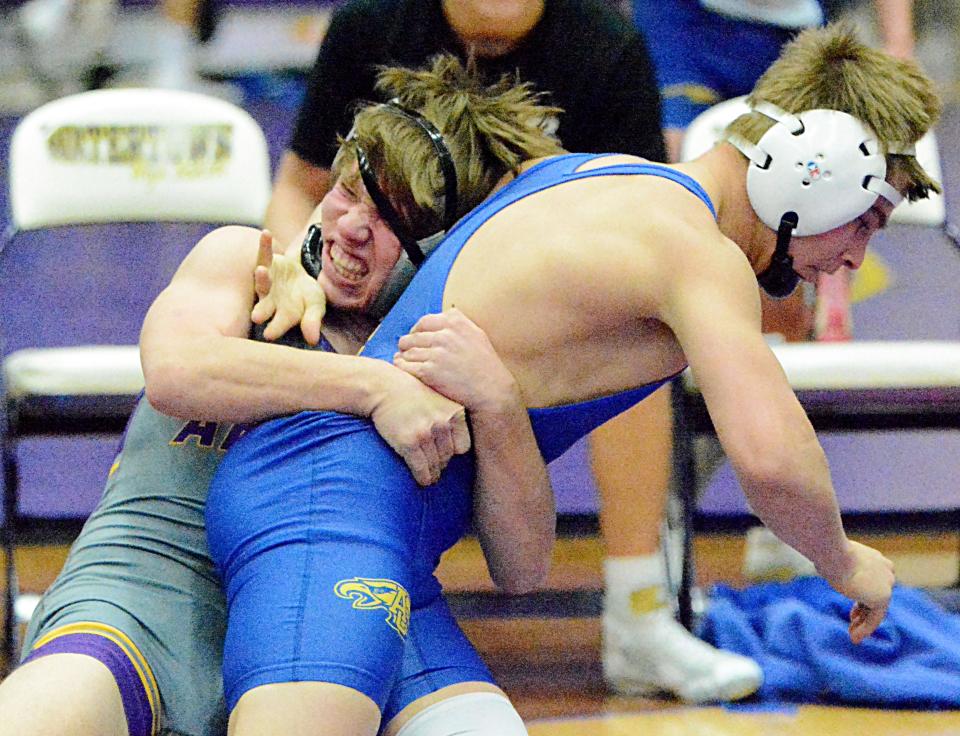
[330,243,368,282]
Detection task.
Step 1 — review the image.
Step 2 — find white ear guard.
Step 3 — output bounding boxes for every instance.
[728,102,904,236]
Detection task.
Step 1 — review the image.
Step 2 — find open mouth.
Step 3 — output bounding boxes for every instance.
[328,241,369,283]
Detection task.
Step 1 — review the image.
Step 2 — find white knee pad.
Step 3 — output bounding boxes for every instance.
[394,692,528,736]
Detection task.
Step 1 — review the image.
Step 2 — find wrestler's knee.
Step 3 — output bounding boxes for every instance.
[385,684,528,736]
[229,681,380,736]
[0,654,127,736]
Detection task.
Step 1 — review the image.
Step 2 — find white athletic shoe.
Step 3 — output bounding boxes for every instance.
[602,606,763,703]
[742,526,816,582]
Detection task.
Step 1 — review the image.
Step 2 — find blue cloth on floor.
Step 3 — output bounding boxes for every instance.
[699,577,960,707]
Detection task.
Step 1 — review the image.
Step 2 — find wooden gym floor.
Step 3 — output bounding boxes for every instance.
[6,529,960,733]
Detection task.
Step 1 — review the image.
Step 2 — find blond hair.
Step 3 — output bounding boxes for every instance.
[725,22,941,201]
[331,54,566,239]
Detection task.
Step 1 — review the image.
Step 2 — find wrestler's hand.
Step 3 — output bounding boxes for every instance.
[393,308,521,414]
[371,369,472,486]
[251,229,326,345]
[822,540,895,644]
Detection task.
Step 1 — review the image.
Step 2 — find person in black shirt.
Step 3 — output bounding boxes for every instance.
[264,0,665,244]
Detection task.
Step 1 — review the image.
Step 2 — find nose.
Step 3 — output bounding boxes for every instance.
[339,204,372,244]
[843,241,868,270]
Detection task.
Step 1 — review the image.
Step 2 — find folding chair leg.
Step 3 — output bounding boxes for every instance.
[670,378,698,631]
[2,442,19,674]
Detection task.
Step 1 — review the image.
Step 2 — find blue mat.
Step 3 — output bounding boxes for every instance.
[701,577,960,708]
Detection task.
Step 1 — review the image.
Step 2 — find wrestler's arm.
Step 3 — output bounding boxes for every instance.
[141,226,469,486]
[395,310,555,594]
[656,228,893,642]
[142,225,395,421]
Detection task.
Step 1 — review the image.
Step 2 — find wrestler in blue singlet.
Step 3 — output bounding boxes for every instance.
[206,154,717,724]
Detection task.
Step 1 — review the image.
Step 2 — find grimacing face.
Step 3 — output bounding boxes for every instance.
[317,170,403,312]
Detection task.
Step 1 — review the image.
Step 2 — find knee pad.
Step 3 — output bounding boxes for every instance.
[394,692,527,736]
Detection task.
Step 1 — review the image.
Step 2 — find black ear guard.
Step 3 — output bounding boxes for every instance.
[300,218,448,320]
[300,223,323,279]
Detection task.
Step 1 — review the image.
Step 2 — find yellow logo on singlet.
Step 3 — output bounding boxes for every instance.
[333,577,410,638]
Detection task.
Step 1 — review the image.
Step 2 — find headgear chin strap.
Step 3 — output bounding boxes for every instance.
[756,212,802,298]
[366,229,447,319]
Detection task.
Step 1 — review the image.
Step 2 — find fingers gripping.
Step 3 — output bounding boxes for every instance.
[450,411,471,454]
[849,601,889,644]
[401,445,434,487]
[397,329,441,354]
[409,311,454,334]
[402,424,441,486]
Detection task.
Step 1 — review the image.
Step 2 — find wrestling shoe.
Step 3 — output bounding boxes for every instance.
[602,602,763,703]
[742,526,816,582]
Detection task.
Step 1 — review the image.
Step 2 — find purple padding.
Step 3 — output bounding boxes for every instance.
[700,433,960,516]
[13,438,118,519]
[0,224,212,353]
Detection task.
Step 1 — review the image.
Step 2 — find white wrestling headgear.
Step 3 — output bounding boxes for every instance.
[727,101,905,236]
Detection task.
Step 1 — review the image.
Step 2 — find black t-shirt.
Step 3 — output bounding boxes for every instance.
[289,0,666,168]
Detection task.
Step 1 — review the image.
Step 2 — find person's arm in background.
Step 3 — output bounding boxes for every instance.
[395,309,556,594]
[140,226,470,486]
[264,2,382,243]
[266,155,332,245]
[873,0,915,59]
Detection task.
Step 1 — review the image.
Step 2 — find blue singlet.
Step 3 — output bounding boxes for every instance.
[206,154,717,725]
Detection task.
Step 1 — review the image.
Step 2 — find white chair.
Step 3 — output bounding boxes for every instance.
[1,87,271,666]
[672,97,958,628]
[679,94,947,227]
